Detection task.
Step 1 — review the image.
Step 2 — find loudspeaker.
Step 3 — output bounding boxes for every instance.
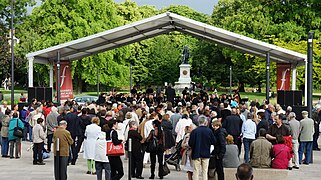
[293,90,303,106]
[284,91,294,106]
[277,90,286,106]
[28,87,36,103]
[45,87,53,102]
[277,90,302,106]
[36,87,45,102]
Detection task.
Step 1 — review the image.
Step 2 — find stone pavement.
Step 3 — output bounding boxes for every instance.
[0,141,320,180]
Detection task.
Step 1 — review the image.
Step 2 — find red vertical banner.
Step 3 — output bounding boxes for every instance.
[276,63,291,90]
[56,61,74,100]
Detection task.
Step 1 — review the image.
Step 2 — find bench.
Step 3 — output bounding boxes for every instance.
[208,168,288,180]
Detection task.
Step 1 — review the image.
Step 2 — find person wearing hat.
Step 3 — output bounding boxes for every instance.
[311,104,321,150]
[298,111,314,165]
[288,112,300,169]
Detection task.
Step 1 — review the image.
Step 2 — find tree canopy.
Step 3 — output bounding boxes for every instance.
[1,0,320,92]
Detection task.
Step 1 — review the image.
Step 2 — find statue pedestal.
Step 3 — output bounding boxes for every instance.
[175,64,192,91]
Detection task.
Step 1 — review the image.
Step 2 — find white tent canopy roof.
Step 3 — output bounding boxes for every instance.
[26,12,306,65]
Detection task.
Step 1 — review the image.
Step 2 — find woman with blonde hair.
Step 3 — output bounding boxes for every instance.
[223,135,240,168]
[181,124,195,180]
[83,117,101,174]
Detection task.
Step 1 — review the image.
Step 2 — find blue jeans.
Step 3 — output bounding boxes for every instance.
[299,141,313,164]
[28,126,33,142]
[1,137,9,156]
[243,138,254,163]
[96,161,111,180]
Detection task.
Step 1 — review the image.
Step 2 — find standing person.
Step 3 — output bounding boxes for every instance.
[189,116,216,180]
[175,113,193,143]
[181,125,195,180]
[8,112,24,159]
[212,120,227,180]
[299,111,314,165]
[65,106,82,165]
[95,131,111,180]
[266,114,291,145]
[265,104,275,126]
[250,129,272,168]
[146,120,165,179]
[256,110,269,137]
[54,120,74,180]
[32,118,46,165]
[165,84,176,105]
[1,109,11,157]
[223,108,243,154]
[242,113,257,163]
[127,121,144,179]
[46,106,59,152]
[170,107,182,138]
[311,105,321,150]
[83,117,101,174]
[161,114,175,157]
[107,120,124,180]
[271,135,291,169]
[288,112,300,169]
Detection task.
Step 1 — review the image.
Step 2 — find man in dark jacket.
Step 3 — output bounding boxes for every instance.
[223,108,243,154]
[165,84,176,105]
[64,106,82,165]
[189,115,216,180]
[211,120,227,180]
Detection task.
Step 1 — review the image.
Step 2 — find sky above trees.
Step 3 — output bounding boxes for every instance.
[28,0,218,15]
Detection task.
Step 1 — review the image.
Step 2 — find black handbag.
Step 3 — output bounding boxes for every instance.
[159,162,170,177]
[146,130,158,153]
[13,119,24,138]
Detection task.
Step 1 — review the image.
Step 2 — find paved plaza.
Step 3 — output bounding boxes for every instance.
[0,141,320,180]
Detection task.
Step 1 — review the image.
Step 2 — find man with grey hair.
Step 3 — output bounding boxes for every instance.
[299,111,314,165]
[189,115,216,180]
[46,106,59,152]
[288,112,300,169]
[54,120,73,180]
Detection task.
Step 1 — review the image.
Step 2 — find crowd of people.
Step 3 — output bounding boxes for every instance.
[0,85,319,180]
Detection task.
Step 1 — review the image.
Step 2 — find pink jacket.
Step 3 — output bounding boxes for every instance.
[271,144,291,169]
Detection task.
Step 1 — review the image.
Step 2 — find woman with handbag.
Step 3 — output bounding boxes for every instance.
[8,112,24,159]
[107,120,124,180]
[271,135,291,169]
[146,120,165,179]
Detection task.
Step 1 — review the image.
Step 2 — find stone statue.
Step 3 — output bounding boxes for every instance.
[181,45,190,64]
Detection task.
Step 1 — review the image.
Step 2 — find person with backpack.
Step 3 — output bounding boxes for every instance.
[146,120,165,179]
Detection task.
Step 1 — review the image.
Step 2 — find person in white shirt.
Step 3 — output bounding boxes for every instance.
[94,131,111,180]
[242,112,257,163]
[175,113,193,143]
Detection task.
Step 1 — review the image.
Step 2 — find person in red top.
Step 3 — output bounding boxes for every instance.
[271,135,291,169]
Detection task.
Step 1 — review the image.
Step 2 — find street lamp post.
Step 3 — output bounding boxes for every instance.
[10,0,15,109]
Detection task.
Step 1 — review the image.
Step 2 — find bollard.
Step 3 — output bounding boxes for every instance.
[128,138,132,180]
[56,138,60,180]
